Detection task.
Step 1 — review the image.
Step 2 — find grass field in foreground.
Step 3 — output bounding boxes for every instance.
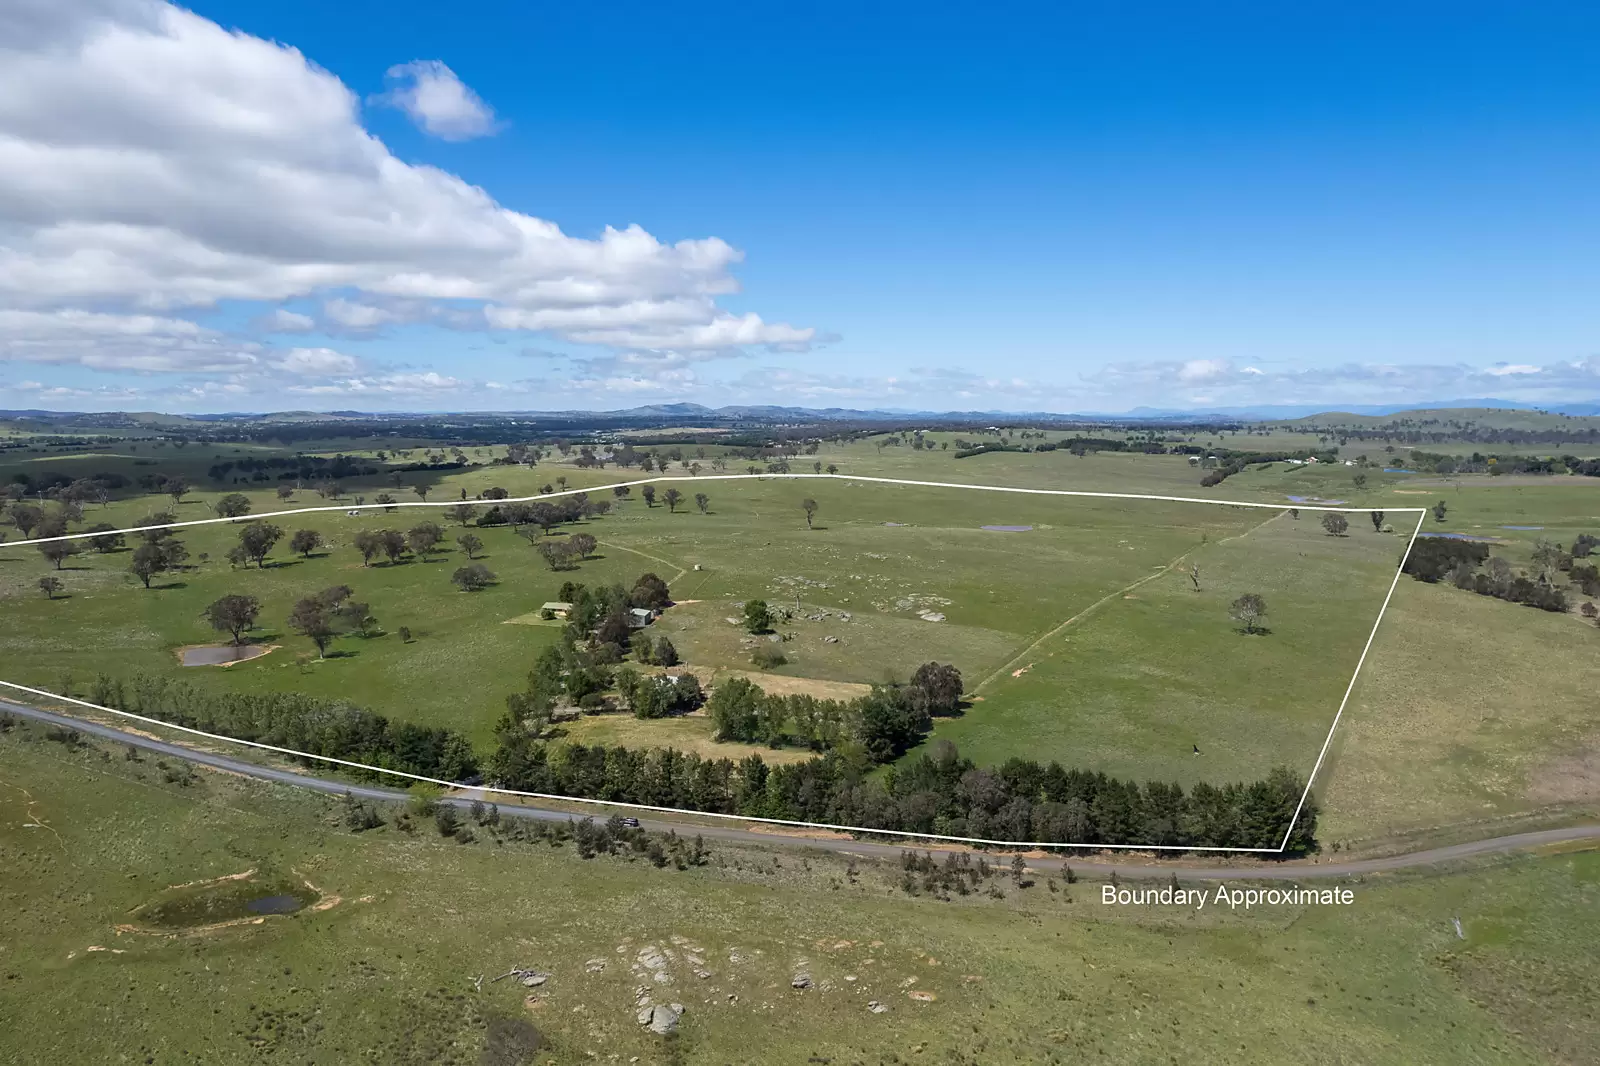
[2,727,1597,1065]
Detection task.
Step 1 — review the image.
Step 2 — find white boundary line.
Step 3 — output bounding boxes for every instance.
[0,471,1423,548]
[1,472,1426,853]
[1277,506,1427,848]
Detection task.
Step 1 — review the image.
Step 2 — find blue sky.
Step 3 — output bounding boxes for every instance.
[2,0,1598,412]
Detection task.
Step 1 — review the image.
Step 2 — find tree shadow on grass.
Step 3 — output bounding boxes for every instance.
[1234,626,1274,636]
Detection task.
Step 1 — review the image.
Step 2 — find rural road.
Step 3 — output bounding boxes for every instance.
[5,699,1597,882]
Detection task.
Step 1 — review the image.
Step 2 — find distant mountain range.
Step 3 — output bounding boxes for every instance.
[7,398,1600,424]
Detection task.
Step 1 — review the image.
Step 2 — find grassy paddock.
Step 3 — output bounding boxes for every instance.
[2,728,1597,1065]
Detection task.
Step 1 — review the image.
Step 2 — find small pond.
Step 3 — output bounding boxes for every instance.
[1501,526,1544,531]
[133,872,317,930]
[179,644,273,667]
[1286,495,1348,505]
[1383,468,1417,474]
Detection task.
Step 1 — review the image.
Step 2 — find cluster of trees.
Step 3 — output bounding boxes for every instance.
[613,668,705,718]
[476,493,609,533]
[500,574,676,720]
[532,532,597,571]
[129,514,189,588]
[484,736,1315,853]
[1405,535,1572,612]
[287,585,379,656]
[1199,448,1340,487]
[352,523,447,565]
[91,674,478,782]
[708,663,962,760]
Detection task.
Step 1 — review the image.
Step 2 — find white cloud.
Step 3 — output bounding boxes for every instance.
[0,308,260,372]
[261,308,315,333]
[285,370,465,396]
[0,0,815,382]
[322,297,398,331]
[373,60,499,141]
[1084,357,1600,409]
[275,346,360,376]
[1177,358,1231,383]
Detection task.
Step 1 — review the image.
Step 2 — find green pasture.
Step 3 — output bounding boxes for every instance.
[2,730,1597,1065]
[6,426,1600,850]
[928,509,1406,788]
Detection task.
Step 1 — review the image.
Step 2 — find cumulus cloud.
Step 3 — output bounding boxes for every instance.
[260,308,316,333]
[275,346,361,376]
[0,0,815,385]
[374,60,500,141]
[285,370,466,396]
[1084,357,1600,408]
[0,309,261,372]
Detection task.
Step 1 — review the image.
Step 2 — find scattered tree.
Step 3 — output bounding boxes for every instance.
[130,538,186,588]
[1352,472,1368,491]
[743,599,775,634]
[641,485,657,507]
[663,487,683,512]
[630,572,671,611]
[379,529,408,564]
[37,534,81,570]
[570,532,598,559]
[408,521,445,559]
[204,594,261,644]
[38,575,63,600]
[456,532,483,559]
[164,476,191,504]
[353,529,381,566]
[414,485,430,503]
[653,635,679,667]
[214,493,252,519]
[8,503,41,538]
[801,498,819,529]
[287,597,337,657]
[1433,500,1448,523]
[451,563,497,592]
[695,493,710,514]
[85,523,124,553]
[536,540,577,570]
[1370,510,1385,533]
[290,529,323,558]
[751,644,787,670]
[907,662,963,717]
[236,520,283,567]
[1321,512,1349,537]
[276,485,295,502]
[1229,592,1268,634]
[445,503,477,526]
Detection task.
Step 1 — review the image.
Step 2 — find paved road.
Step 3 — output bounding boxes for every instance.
[6,699,1598,881]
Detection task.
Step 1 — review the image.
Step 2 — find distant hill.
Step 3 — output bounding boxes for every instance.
[8,398,1600,429]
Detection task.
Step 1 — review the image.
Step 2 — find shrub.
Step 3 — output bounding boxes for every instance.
[751,644,787,669]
